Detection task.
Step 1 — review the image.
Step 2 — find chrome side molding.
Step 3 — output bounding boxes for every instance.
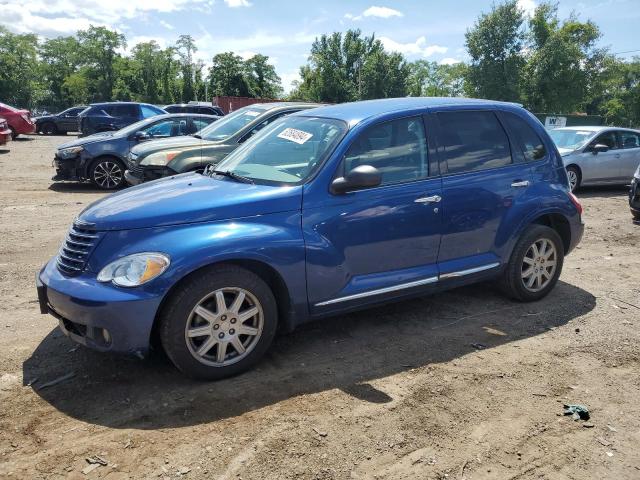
[314,262,501,307]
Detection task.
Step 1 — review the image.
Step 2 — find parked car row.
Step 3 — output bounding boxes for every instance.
[35,106,86,135]
[37,97,589,379]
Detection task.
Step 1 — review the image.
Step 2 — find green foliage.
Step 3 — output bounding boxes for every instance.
[0,26,40,106]
[291,30,409,102]
[208,52,250,97]
[407,60,468,97]
[465,0,525,101]
[244,54,283,98]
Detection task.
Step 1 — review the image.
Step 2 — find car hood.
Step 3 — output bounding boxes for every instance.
[77,173,302,231]
[131,136,205,157]
[58,132,115,149]
[34,115,56,122]
[557,147,576,157]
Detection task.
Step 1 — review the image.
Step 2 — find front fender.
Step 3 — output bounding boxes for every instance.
[86,211,308,323]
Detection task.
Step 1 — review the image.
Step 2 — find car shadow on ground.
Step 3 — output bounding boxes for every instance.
[0,149,9,154]
[23,280,596,430]
[575,185,630,199]
[48,182,117,194]
[13,136,34,142]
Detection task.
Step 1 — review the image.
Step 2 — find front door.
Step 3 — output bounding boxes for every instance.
[303,115,442,312]
[434,109,530,275]
[579,131,623,183]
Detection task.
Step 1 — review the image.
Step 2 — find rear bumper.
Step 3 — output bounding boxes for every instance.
[36,259,163,355]
[14,121,36,135]
[568,218,584,254]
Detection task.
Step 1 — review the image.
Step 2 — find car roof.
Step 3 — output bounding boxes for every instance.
[165,103,220,107]
[551,125,640,133]
[292,97,521,125]
[243,102,321,111]
[88,101,154,106]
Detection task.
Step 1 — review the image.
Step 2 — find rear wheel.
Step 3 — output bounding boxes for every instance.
[500,225,564,302]
[41,122,57,135]
[159,265,278,380]
[566,166,581,192]
[89,157,125,190]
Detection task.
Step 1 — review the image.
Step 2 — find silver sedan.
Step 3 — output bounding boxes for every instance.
[549,126,640,191]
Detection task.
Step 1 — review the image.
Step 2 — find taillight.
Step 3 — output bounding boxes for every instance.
[568,192,583,215]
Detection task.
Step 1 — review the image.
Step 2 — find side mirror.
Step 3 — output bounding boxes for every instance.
[590,143,609,154]
[331,165,382,194]
[133,131,149,141]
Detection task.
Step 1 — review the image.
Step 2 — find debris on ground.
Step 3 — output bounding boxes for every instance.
[312,427,328,437]
[563,404,590,421]
[470,343,487,350]
[37,372,75,390]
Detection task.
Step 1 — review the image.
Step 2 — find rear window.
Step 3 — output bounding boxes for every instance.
[437,111,512,174]
[502,112,546,162]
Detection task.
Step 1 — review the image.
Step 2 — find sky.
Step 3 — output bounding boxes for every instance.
[2,0,639,93]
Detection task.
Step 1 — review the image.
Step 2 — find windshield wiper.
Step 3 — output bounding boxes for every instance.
[192,134,202,139]
[206,166,254,184]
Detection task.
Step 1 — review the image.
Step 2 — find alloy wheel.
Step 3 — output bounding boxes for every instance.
[567,169,578,191]
[93,161,123,189]
[185,287,264,367]
[521,238,557,292]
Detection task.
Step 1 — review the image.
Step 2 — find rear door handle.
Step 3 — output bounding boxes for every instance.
[415,195,442,204]
[511,180,530,188]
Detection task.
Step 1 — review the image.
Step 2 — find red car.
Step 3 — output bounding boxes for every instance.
[0,117,12,146]
[0,102,36,139]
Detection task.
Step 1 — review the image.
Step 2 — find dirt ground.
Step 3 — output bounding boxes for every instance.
[0,135,638,480]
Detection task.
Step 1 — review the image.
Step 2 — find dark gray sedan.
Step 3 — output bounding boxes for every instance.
[53,113,219,189]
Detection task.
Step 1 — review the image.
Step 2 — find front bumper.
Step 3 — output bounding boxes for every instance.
[36,259,163,355]
[124,163,174,185]
[630,177,640,216]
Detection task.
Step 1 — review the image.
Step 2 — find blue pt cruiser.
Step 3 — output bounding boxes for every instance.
[37,98,584,379]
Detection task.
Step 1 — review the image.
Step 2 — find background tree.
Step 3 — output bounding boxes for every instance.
[0,27,40,106]
[244,54,283,98]
[175,35,197,102]
[77,26,126,101]
[208,52,250,97]
[40,36,83,109]
[407,60,468,97]
[521,3,603,113]
[465,0,525,101]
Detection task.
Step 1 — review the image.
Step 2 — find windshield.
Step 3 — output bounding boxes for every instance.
[116,116,162,137]
[198,106,268,141]
[549,129,595,149]
[214,116,347,185]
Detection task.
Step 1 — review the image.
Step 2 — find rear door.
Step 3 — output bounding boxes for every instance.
[304,115,443,312]
[617,130,640,180]
[58,108,81,131]
[434,109,529,276]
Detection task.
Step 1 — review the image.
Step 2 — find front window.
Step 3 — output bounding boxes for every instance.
[214,116,347,185]
[549,129,595,150]
[199,106,269,141]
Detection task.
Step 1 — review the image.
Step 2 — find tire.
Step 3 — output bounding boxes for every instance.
[41,122,57,135]
[89,157,125,190]
[159,265,278,380]
[10,127,17,140]
[632,211,640,221]
[566,166,581,192]
[500,224,564,302]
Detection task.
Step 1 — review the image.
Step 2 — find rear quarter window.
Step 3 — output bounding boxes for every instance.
[436,111,512,174]
[502,112,546,162]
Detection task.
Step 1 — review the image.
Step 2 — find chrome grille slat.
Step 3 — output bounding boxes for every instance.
[56,222,100,275]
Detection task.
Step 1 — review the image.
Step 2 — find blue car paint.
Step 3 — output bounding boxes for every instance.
[38,97,584,355]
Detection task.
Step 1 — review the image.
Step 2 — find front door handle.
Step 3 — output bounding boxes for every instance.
[511,180,530,188]
[415,195,442,204]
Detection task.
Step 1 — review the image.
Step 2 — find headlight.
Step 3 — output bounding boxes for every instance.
[58,146,83,159]
[97,252,170,287]
[140,151,180,166]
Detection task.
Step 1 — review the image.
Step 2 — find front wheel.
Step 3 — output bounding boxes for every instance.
[500,225,564,302]
[159,265,278,380]
[41,122,57,135]
[89,158,125,190]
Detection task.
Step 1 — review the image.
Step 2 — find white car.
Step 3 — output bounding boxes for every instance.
[549,126,640,191]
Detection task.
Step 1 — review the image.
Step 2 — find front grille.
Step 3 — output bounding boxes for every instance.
[128,164,144,177]
[56,221,100,275]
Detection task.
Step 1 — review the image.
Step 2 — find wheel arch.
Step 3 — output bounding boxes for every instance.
[149,258,294,351]
[530,213,572,254]
[83,154,126,178]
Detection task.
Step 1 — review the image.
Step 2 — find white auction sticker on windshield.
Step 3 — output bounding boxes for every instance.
[277,128,313,144]
[245,111,260,117]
